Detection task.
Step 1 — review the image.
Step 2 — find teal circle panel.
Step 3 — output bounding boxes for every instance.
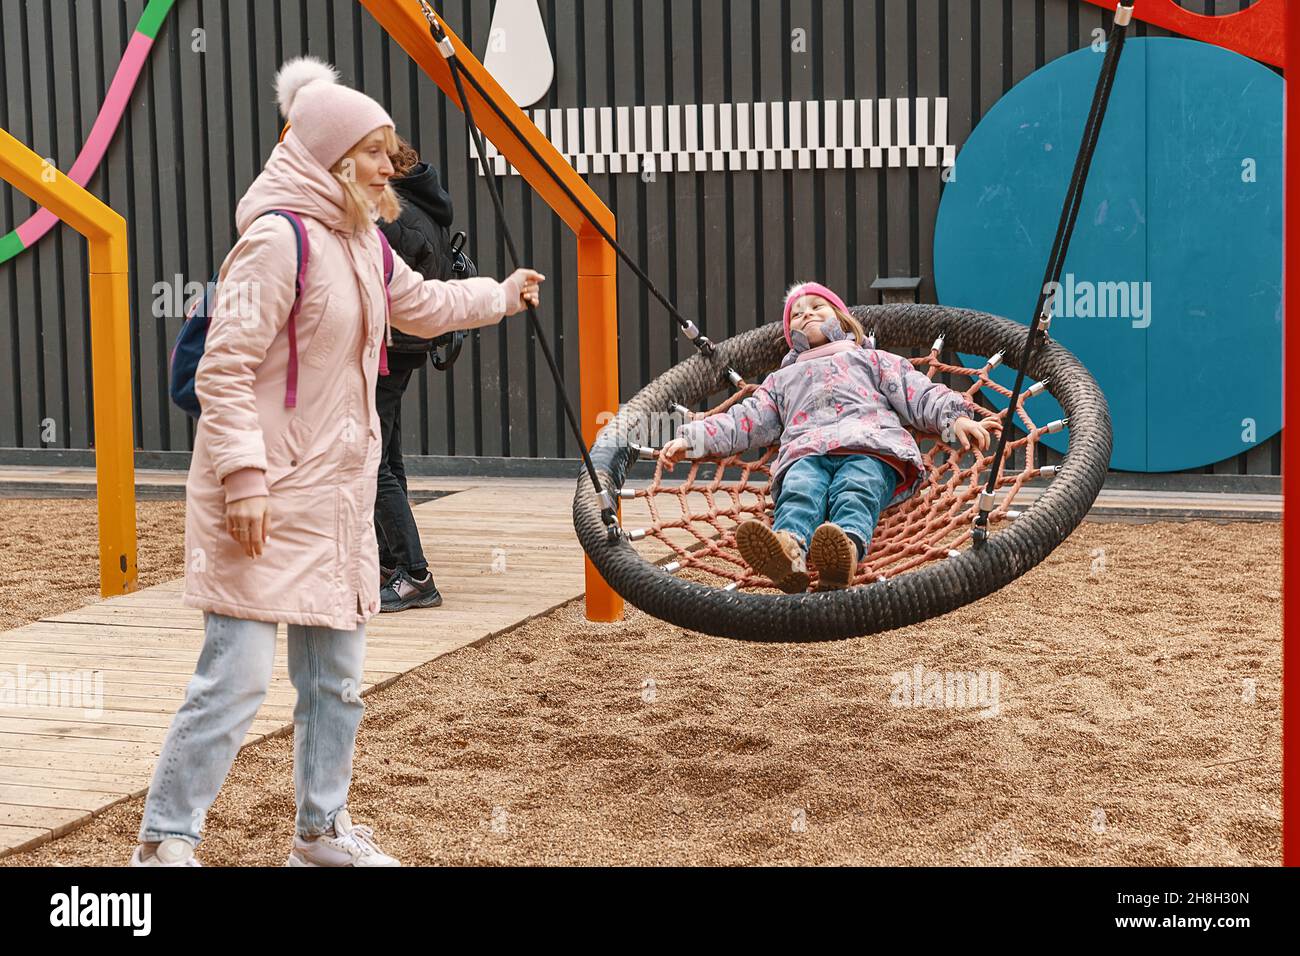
[934,38,1282,472]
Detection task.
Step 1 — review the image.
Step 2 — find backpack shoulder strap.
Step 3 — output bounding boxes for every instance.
[377,226,395,283]
[260,210,309,408]
[376,226,395,376]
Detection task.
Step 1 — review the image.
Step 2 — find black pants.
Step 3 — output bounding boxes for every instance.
[373,356,428,576]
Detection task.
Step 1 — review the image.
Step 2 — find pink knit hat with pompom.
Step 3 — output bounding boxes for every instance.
[782,282,851,346]
[275,56,394,170]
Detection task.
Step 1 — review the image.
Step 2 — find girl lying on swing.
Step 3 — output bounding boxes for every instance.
[660,282,1000,592]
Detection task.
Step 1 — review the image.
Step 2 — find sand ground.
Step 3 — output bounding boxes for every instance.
[0,499,1281,865]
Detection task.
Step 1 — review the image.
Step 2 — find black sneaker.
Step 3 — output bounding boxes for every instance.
[380,569,443,612]
[380,564,396,586]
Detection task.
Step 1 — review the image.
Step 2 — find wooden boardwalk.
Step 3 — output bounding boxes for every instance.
[0,479,666,857]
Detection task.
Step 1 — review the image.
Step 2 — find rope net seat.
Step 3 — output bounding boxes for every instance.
[573,303,1113,642]
[629,347,1052,591]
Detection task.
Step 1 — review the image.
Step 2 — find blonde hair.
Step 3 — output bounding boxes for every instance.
[832,306,868,345]
[330,126,402,233]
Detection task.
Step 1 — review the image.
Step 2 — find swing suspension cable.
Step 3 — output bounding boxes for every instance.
[415,1,748,391]
[971,0,1135,549]
[418,0,1131,555]
[415,3,623,536]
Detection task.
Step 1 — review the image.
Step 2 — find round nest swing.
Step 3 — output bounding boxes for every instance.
[573,303,1113,642]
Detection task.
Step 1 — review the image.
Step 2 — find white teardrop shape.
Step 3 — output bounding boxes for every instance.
[483,0,555,108]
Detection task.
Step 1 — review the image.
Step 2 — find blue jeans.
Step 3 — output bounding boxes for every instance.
[139,612,367,845]
[772,454,898,558]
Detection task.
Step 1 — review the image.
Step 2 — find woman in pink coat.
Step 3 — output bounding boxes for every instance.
[130,58,544,867]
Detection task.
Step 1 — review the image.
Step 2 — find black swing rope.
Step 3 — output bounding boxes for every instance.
[971,0,1135,548]
[415,2,621,537]
[417,0,748,545]
[414,1,746,393]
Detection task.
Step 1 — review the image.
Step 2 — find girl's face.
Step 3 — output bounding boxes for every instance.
[788,294,839,347]
[339,127,395,199]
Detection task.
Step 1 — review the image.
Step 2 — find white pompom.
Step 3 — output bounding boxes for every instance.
[275,56,339,118]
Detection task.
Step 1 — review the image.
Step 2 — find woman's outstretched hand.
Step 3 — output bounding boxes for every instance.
[502,268,546,316]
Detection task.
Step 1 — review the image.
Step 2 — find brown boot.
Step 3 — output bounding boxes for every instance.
[735,520,810,594]
[810,523,860,591]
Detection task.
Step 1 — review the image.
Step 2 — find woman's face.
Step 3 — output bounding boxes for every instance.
[339,127,395,199]
[789,294,838,346]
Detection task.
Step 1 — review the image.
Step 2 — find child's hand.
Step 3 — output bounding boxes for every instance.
[659,437,690,471]
[952,415,1002,452]
[684,383,759,421]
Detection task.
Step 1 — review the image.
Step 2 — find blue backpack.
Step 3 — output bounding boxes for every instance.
[169,210,396,418]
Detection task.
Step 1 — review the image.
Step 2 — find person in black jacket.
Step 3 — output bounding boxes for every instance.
[374,137,475,612]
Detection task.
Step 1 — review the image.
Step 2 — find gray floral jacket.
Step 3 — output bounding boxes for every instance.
[676,341,977,507]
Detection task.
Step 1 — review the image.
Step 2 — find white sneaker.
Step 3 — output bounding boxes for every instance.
[285,810,401,867]
[129,837,201,867]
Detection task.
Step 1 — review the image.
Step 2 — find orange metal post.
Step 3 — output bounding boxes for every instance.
[577,228,623,621]
[358,0,623,621]
[0,127,137,597]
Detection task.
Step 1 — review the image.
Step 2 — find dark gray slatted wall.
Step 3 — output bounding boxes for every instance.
[0,0,1279,478]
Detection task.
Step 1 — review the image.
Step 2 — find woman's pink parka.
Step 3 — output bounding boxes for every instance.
[182,131,513,630]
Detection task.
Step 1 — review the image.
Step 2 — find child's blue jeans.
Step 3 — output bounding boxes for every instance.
[772,453,898,558]
[139,611,366,846]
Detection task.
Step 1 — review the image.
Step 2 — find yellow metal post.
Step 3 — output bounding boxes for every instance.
[0,127,137,596]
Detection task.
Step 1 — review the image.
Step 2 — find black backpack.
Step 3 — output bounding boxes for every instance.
[428,230,474,371]
[383,164,477,370]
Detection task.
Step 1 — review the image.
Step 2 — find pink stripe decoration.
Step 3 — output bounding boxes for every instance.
[14,31,154,247]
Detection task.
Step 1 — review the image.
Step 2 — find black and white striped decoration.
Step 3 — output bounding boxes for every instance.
[471,97,956,176]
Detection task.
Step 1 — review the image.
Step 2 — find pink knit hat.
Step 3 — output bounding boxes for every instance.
[782,282,851,345]
[275,57,395,170]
